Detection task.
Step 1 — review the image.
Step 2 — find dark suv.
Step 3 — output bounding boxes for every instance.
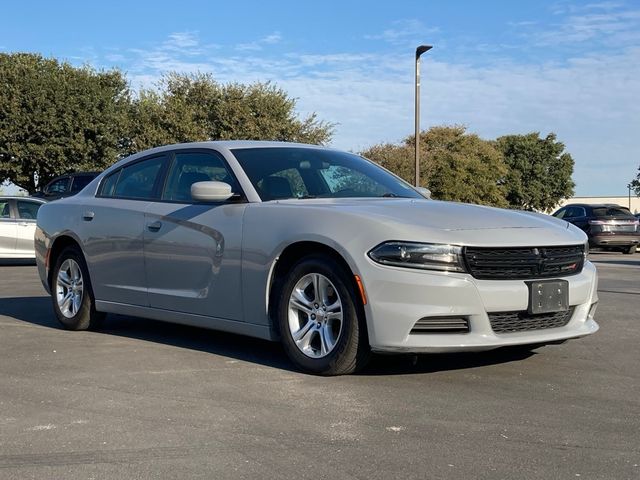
[33,172,99,200]
[552,203,639,254]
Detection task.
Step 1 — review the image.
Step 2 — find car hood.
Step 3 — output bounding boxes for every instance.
[269,198,586,247]
[274,198,567,231]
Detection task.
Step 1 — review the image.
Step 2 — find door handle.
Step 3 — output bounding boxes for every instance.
[18,222,30,227]
[147,221,162,232]
[83,211,95,221]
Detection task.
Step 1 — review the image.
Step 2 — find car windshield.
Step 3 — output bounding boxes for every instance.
[231,147,422,201]
[592,206,633,217]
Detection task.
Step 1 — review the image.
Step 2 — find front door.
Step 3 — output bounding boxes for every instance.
[14,200,42,256]
[0,199,17,256]
[143,150,246,321]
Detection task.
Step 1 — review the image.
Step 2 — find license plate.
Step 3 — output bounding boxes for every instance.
[528,280,569,314]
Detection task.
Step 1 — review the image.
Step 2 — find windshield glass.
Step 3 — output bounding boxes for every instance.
[592,206,633,217]
[231,147,421,201]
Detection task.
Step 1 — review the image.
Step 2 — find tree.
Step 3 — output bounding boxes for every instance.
[0,53,130,193]
[124,73,333,155]
[630,166,640,196]
[496,133,574,211]
[361,126,508,207]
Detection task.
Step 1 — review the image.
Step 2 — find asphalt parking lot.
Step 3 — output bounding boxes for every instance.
[0,252,638,479]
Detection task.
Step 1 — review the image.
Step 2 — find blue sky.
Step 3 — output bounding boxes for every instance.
[2,0,639,195]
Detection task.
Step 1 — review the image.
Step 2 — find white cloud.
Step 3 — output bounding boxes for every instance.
[235,31,282,51]
[365,19,439,47]
[525,2,640,46]
[97,25,639,195]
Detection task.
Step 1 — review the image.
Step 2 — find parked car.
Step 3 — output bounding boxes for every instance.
[33,172,99,200]
[552,203,639,254]
[35,142,599,375]
[0,196,47,259]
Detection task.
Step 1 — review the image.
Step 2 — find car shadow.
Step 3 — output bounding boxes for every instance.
[0,296,538,376]
[0,259,36,266]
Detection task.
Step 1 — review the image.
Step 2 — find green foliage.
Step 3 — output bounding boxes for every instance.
[362,126,508,207]
[0,53,130,193]
[631,166,640,196]
[495,133,575,211]
[0,56,333,193]
[125,73,333,155]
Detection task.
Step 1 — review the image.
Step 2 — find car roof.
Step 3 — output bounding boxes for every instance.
[0,196,46,200]
[0,196,47,202]
[561,203,628,209]
[105,140,338,173]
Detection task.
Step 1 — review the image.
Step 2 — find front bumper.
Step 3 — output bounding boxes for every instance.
[361,260,599,353]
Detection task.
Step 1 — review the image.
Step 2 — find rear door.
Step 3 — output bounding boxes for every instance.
[143,149,247,321]
[81,155,168,306]
[0,199,17,256]
[568,206,589,231]
[14,200,43,257]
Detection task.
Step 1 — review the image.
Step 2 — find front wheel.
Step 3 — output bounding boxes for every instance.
[51,246,104,330]
[623,245,637,255]
[276,255,370,375]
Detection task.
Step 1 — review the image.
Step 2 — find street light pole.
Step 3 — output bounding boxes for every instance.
[628,183,632,209]
[415,45,432,187]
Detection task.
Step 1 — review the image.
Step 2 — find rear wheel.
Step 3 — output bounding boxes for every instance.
[51,246,104,330]
[276,255,369,375]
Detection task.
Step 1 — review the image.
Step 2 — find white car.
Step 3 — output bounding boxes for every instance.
[0,197,46,259]
[35,142,599,375]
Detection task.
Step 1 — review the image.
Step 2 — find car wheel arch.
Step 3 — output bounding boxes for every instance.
[47,235,85,288]
[267,241,367,337]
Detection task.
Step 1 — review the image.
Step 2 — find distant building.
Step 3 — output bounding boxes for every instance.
[557,196,639,214]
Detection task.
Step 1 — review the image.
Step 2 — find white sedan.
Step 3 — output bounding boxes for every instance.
[0,197,46,259]
[34,142,599,375]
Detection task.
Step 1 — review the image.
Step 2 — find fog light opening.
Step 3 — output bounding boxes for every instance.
[588,302,598,319]
[411,316,470,334]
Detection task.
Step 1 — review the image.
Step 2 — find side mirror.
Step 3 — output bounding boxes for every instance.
[191,181,234,202]
[416,187,431,199]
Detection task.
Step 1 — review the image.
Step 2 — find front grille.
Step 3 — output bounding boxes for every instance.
[411,317,469,334]
[489,308,574,334]
[464,245,584,280]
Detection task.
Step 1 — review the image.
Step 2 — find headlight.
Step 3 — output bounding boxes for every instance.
[368,242,466,272]
[583,240,589,259]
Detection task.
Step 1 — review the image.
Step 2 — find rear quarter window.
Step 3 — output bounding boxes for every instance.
[592,207,632,217]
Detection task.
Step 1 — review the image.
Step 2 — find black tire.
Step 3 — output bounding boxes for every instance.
[276,254,370,375]
[623,245,637,255]
[51,245,104,330]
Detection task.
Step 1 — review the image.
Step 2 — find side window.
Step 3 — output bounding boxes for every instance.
[99,171,120,197]
[70,175,95,193]
[163,151,239,202]
[257,169,308,200]
[16,201,42,220]
[45,177,70,195]
[0,200,11,219]
[575,207,586,217]
[553,208,566,219]
[114,156,165,200]
[564,207,576,219]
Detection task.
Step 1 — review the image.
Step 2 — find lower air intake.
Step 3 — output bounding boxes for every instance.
[488,308,574,334]
[411,317,470,334]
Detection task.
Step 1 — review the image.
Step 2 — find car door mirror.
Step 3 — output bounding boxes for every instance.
[416,187,431,199]
[191,181,234,202]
